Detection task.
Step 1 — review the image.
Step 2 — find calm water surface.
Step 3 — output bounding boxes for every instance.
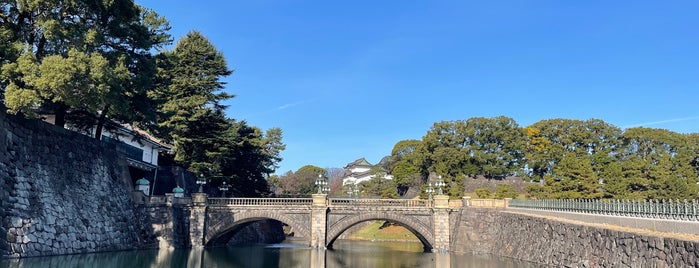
[1,239,537,267]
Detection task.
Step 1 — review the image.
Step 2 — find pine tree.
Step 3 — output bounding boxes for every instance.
[1,1,171,134]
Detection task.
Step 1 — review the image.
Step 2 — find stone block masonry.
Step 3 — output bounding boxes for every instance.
[0,111,150,258]
[452,208,699,267]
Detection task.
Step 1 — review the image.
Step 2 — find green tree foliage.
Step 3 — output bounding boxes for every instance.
[448,175,465,199]
[151,31,228,171]
[422,116,526,180]
[1,2,286,198]
[218,121,284,197]
[386,139,427,196]
[526,119,621,180]
[524,184,547,199]
[494,184,518,199]
[546,154,601,199]
[152,31,232,145]
[605,127,699,200]
[414,116,698,200]
[151,32,284,197]
[391,161,422,196]
[0,1,171,134]
[381,185,399,199]
[278,165,325,196]
[358,175,398,198]
[463,116,526,178]
[475,188,491,199]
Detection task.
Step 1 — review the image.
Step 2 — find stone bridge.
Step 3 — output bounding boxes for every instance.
[187,194,456,252]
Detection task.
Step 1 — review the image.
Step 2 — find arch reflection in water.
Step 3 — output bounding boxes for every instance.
[1,240,537,267]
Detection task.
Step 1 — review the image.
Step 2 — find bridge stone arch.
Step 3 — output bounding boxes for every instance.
[325,211,434,250]
[205,209,311,247]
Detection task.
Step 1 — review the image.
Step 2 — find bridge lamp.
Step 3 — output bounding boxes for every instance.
[197,174,207,193]
[435,175,445,195]
[426,183,435,200]
[346,183,359,198]
[219,181,229,197]
[315,174,328,194]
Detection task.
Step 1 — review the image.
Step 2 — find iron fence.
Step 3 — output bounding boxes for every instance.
[508,199,699,221]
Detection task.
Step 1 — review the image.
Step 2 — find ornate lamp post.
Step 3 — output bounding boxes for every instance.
[435,175,445,195]
[346,182,359,198]
[426,183,435,200]
[219,181,229,197]
[197,173,207,193]
[315,174,328,194]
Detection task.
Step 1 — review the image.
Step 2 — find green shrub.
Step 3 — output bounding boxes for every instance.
[525,184,547,199]
[494,184,518,199]
[475,187,491,198]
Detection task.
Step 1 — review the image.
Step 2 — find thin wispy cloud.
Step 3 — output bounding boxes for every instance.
[276,99,314,110]
[621,116,699,129]
[237,99,316,119]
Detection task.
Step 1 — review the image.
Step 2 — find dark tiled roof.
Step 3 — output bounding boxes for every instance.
[344,157,372,169]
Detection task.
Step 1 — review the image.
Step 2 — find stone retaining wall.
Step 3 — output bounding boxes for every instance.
[134,203,191,249]
[0,111,148,258]
[452,208,699,267]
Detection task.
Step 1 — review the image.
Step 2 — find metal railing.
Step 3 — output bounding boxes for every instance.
[509,199,699,221]
[208,197,313,206]
[328,198,431,207]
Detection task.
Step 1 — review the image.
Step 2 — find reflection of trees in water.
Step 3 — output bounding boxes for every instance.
[1,249,160,268]
[205,246,282,267]
[327,240,431,268]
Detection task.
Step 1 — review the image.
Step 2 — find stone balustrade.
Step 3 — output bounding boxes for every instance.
[207,197,313,206]
[328,198,431,207]
[203,197,435,208]
[465,198,509,208]
[148,196,168,204]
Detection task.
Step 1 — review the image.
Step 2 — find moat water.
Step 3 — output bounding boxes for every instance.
[1,239,536,267]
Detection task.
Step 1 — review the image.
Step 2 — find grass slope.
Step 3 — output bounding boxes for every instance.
[347,221,420,241]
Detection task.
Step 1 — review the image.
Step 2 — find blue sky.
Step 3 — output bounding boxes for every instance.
[138,1,699,174]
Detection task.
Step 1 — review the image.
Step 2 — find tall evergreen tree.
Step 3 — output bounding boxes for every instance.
[152,31,285,197]
[152,31,232,170]
[0,1,171,135]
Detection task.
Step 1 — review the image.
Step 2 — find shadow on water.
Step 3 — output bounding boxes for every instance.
[1,240,540,268]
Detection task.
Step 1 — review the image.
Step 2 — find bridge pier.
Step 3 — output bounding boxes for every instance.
[189,193,208,248]
[432,195,451,253]
[310,194,328,249]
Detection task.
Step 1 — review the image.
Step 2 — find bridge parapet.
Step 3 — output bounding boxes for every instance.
[328,198,432,208]
[208,197,313,206]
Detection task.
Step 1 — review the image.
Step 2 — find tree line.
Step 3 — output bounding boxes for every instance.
[0,0,284,197]
[386,116,699,200]
[271,116,698,200]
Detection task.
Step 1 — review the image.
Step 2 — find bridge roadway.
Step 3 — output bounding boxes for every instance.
[187,193,456,252]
